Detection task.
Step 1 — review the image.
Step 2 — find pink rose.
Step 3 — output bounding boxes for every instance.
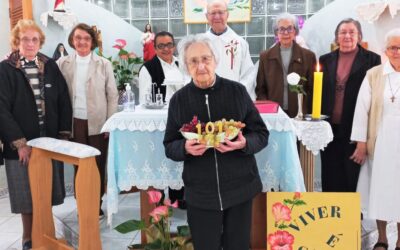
[149,205,168,223]
[272,202,291,223]
[267,230,295,250]
[293,192,301,199]
[147,190,162,204]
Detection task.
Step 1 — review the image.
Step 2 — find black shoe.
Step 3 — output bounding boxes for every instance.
[372,242,388,250]
[22,240,32,250]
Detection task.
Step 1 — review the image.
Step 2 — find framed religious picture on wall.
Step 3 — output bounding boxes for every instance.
[184,0,252,24]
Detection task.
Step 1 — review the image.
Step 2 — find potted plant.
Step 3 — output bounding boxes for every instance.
[115,190,193,250]
[108,39,143,104]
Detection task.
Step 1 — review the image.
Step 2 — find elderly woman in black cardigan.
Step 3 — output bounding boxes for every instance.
[163,34,269,250]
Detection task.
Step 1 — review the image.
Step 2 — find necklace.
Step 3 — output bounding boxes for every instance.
[388,75,400,103]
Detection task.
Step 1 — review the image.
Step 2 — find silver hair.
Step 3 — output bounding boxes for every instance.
[177,33,219,74]
[384,28,400,49]
[273,12,299,35]
[206,0,228,14]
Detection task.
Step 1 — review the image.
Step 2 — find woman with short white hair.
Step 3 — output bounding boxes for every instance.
[165,34,269,250]
[351,28,400,250]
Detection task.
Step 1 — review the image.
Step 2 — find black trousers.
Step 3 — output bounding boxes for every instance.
[73,118,108,207]
[187,199,252,250]
[320,125,360,192]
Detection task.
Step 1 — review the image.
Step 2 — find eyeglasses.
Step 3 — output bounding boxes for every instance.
[156,42,174,50]
[187,55,214,67]
[20,37,40,45]
[74,35,92,42]
[338,30,358,37]
[387,46,400,53]
[207,10,227,17]
[277,26,295,34]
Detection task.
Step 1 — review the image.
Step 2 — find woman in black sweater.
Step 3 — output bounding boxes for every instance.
[163,34,269,250]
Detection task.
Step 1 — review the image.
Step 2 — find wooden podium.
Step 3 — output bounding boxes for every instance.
[27,138,102,250]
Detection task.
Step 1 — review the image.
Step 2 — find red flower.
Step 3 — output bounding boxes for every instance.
[112,39,127,50]
[267,230,295,250]
[272,202,291,223]
[293,192,301,199]
[149,205,168,223]
[147,190,162,204]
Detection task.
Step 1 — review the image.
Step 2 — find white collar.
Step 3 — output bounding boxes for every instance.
[383,61,397,76]
[76,52,91,63]
[158,56,178,66]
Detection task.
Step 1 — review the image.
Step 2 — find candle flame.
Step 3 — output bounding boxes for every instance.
[316,62,321,72]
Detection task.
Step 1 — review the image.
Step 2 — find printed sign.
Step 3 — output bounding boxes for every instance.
[267,192,361,250]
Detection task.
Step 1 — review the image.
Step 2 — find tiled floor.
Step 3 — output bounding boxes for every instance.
[0,192,398,250]
[0,192,188,250]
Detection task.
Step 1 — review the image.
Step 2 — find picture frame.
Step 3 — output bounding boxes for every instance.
[184,0,252,24]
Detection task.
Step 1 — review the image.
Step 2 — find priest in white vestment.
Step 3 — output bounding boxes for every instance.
[205,0,256,100]
[350,28,400,250]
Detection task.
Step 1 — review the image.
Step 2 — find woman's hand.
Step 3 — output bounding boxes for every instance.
[18,145,32,165]
[350,141,367,165]
[216,131,246,153]
[185,139,207,156]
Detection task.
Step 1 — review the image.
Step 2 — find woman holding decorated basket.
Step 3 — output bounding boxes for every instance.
[163,34,269,250]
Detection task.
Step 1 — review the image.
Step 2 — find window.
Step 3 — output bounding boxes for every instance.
[87,0,334,62]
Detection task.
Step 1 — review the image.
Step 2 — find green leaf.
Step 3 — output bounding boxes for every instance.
[293,200,307,206]
[277,224,289,229]
[283,199,294,205]
[177,225,191,237]
[288,85,307,95]
[118,49,129,56]
[144,239,163,250]
[128,243,145,249]
[114,219,146,234]
[193,8,203,12]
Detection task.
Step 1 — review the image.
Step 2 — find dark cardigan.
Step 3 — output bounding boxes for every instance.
[320,45,381,139]
[0,52,72,159]
[163,75,269,210]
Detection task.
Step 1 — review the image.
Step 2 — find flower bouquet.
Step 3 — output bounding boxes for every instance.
[180,116,245,147]
[115,190,193,250]
[110,39,143,91]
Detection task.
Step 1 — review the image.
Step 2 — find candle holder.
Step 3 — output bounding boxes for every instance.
[304,114,329,121]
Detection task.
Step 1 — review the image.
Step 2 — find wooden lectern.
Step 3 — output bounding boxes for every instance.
[27,137,102,250]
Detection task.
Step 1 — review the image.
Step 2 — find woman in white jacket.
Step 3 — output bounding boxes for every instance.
[351,28,400,250]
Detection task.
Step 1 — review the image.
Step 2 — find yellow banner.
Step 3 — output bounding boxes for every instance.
[266,192,360,250]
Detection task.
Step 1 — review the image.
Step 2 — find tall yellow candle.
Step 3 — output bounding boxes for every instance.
[312,63,323,119]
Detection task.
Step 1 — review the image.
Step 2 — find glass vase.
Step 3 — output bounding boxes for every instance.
[295,93,304,120]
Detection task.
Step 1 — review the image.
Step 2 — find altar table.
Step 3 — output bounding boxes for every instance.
[102,106,306,226]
